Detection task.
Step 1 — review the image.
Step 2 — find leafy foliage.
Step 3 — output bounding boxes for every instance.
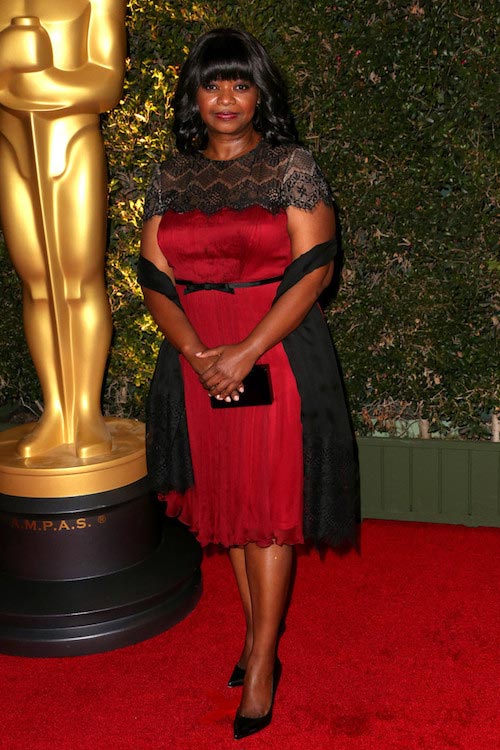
[0,0,498,437]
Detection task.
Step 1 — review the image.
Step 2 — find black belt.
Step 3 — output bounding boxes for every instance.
[175,276,283,295]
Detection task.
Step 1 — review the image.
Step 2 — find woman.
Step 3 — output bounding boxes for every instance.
[139,28,359,740]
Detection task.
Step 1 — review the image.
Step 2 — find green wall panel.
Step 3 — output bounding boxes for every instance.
[358,438,500,528]
[412,448,439,516]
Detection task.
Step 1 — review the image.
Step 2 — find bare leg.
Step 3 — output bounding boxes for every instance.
[238,542,293,718]
[229,546,253,668]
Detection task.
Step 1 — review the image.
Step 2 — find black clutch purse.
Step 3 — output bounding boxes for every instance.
[210,364,273,408]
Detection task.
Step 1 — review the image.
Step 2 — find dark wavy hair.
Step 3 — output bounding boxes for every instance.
[173,28,299,153]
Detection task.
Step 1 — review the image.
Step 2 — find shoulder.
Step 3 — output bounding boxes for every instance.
[283,145,329,184]
[145,152,186,189]
[156,151,197,182]
[264,143,333,211]
[143,151,196,221]
[257,141,305,168]
[259,141,323,171]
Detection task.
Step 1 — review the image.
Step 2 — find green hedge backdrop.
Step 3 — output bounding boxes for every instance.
[0,0,498,439]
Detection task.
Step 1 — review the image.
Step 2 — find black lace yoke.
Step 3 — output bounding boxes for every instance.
[143,140,333,220]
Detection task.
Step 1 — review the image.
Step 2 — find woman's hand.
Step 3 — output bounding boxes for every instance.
[186,351,221,379]
[195,343,257,402]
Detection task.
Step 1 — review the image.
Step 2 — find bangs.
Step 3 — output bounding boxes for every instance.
[198,37,255,85]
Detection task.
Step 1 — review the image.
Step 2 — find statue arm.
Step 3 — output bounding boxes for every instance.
[0,1,126,113]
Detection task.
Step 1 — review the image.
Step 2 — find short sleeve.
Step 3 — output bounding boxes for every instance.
[143,164,171,222]
[281,148,333,211]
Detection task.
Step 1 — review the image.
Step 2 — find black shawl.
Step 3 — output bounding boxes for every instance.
[138,244,359,548]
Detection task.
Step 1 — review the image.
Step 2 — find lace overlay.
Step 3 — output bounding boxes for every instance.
[143,140,332,220]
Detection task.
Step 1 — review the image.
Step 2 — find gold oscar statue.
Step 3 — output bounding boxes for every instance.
[0,0,125,460]
[0,2,200,660]
[0,1,145,497]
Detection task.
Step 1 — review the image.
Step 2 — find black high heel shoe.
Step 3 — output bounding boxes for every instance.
[233,659,282,741]
[227,663,246,688]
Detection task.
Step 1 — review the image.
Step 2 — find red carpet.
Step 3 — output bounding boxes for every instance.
[1,519,499,750]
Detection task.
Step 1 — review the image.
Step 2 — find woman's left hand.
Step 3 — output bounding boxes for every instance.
[195,343,257,402]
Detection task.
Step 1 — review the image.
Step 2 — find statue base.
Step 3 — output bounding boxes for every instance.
[0,420,202,657]
[0,418,149,497]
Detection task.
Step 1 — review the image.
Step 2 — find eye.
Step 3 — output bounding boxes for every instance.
[202,82,218,91]
[234,82,251,91]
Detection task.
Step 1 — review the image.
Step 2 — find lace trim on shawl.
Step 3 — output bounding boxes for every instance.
[143,140,332,220]
[275,242,360,548]
[137,257,194,495]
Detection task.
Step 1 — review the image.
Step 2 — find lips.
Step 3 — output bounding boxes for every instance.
[214,112,238,119]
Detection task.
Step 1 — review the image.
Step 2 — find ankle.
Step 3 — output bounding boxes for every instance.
[246,651,276,675]
[238,632,253,667]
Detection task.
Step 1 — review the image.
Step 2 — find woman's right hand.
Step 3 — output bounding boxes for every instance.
[187,350,220,378]
[185,350,240,401]
[194,343,258,402]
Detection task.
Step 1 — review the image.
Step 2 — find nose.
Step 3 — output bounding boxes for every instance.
[217,84,236,104]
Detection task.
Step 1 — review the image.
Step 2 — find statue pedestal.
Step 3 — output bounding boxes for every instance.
[0,419,202,656]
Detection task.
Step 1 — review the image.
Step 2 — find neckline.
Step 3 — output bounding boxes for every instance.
[197,138,264,164]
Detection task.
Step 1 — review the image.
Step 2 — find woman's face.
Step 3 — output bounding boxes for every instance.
[196,79,259,139]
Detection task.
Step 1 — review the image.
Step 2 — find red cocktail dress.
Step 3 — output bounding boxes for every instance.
[141,140,359,548]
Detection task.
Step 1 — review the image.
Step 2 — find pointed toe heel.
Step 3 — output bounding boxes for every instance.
[233,658,282,740]
[234,709,272,740]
